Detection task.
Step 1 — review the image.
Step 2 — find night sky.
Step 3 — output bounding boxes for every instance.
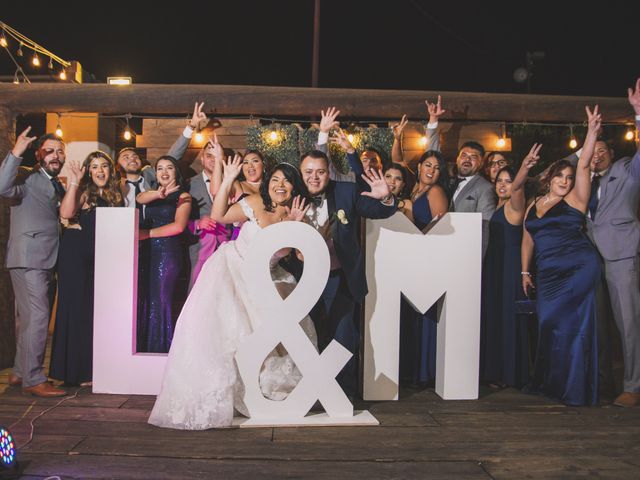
[1,1,638,97]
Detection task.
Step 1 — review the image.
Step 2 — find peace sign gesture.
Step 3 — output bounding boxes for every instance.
[585,105,602,135]
[522,143,542,170]
[392,115,409,140]
[11,126,37,158]
[207,132,225,162]
[189,102,208,130]
[158,179,180,199]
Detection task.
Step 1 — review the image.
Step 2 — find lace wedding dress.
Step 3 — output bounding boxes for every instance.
[148,199,317,429]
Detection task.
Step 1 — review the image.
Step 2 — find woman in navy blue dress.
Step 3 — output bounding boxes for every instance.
[50,151,124,385]
[399,150,449,385]
[522,106,602,406]
[136,156,192,353]
[481,144,541,389]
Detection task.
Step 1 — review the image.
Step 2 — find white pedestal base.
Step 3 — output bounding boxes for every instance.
[233,410,379,428]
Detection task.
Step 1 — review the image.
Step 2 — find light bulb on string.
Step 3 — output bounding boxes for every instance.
[418,136,428,147]
[16,42,23,57]
[194,132,204,144]
[48,57,53,70]
[32,53,40,67]
[347,134,354,143]
[496,137,506,148]
[625,128,635,141]
[59,70,67,81]
[495,122,508,149]
[0,34,7,48]
[55,114,63,138]
[568,125,577,150]
[123,114,133,141]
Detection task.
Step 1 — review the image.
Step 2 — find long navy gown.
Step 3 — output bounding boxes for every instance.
[524,200,600,406]
[138,192,185,353]
[50,198,107,384]
[481,205,530,388]
[399,193,437,385]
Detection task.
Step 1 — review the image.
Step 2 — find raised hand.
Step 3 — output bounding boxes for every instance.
[207,132,225,162]
[67,159,85,186]
[331,128,355,153]
[284,195,310,221]
[628,78,640,115]
[522,143,542,170]
[158,179,180,199]
[320,107,340,133]
[585,105,602,135]
[361,168,393,200]
[11,126,37,158]
[221,154,243,182]
[392,115,409,140]
[189,102,208,130]
[425,95,446,123]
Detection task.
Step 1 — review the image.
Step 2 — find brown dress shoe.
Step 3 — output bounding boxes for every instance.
[22,382,67,398]
[8,374,22,386]
[613,392,640,408]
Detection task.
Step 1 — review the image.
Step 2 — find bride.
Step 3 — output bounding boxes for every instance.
[148,155,315,430]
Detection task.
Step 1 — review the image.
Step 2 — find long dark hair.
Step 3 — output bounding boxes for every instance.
[416,150,451,199]
[383,162,413,199]
[154,155,186,192]
[540,159,575,194]
[239,149,266,182]
[260,162,310,212]
[80,151,124,208]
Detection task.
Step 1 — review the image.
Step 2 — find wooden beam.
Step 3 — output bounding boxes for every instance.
[0,84,632,123]
[0,106,16,369]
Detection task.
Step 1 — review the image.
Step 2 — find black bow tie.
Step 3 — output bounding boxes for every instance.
[50,177,65,200]
[311,196,324,207]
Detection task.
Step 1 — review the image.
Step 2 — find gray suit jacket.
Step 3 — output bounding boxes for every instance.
[0,153,61,269]
[452,175,496,257]
[589,149,640,261]
[186,173,229,288]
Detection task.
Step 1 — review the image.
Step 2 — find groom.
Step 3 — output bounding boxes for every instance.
[299,149,397,398]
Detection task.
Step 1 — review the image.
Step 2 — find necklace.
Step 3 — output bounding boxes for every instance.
[542,194,559,205]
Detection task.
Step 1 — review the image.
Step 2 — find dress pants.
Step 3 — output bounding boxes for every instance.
[10,268,54,388]
[311,269,359,398]
[604,255,640,393]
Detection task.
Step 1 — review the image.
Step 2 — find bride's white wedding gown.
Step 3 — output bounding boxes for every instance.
[148,199,317,429]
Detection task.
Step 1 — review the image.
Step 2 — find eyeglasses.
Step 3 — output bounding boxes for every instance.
[489,160,508,167]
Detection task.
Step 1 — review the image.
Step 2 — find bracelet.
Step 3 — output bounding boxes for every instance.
[521,271,531,276]
[69,181,79,187]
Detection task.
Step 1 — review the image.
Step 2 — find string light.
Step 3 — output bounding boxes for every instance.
[625,128,635,141]
[59,70,67,81]
[16,42,23,57]
[55,113,63,138]
[48,56,53,69]
[495,122,508,148]
[194,132,204,143]
[569,125,577,149]
[347,134,354,143]
[123,114,133,141]
[0,33,7,48]
[418,135,428,147]
[31,53,40,67]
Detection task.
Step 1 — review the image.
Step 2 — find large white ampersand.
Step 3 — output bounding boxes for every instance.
[236,221,354,419]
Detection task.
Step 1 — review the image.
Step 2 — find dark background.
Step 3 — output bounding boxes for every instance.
[1,1,638,96]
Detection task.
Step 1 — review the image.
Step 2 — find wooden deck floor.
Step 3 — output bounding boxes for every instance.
[1,368,639,480]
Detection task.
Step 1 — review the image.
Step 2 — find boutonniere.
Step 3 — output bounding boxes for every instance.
[335,209,349,225]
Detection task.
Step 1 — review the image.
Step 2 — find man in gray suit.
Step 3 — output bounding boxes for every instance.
[0,127,67,397]
[186,136,229,291]
[450,141,497,257]
[586,80,640,407]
